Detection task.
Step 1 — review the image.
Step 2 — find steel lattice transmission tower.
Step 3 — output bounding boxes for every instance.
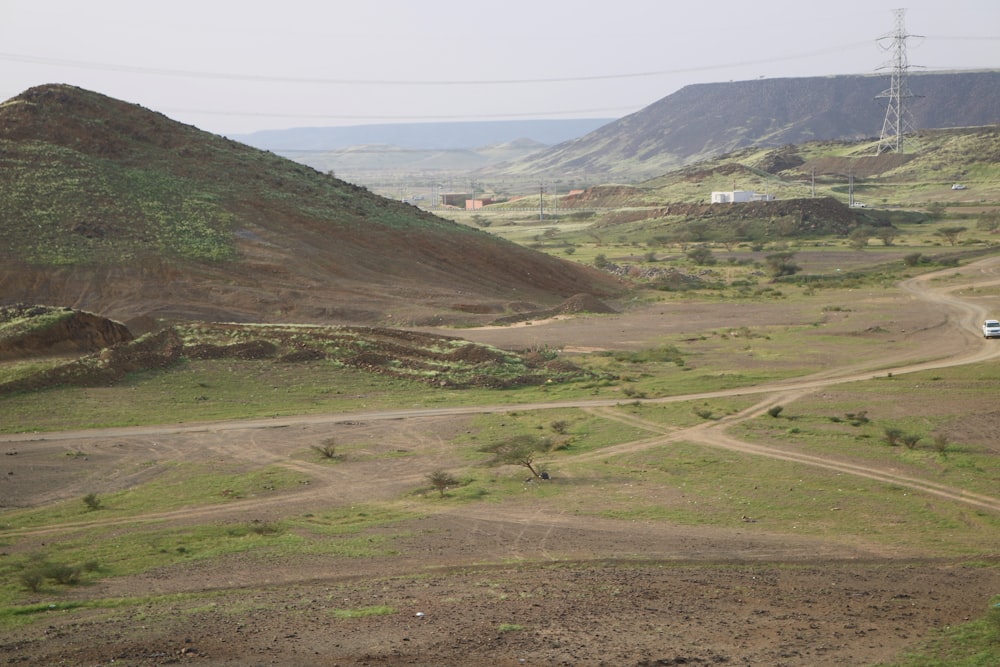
[876,8,922,154]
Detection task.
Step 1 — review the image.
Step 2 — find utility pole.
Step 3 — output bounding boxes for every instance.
[876,8,922,154]
[539,183,545,221]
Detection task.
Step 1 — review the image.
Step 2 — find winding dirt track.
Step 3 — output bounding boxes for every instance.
[5,257,1000,525]
[4,257,1000,667]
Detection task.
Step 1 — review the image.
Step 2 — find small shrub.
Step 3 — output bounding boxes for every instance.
[312,437,338,460]
[883,427,904,446]
[901,433,921,450]
[427,469,460,497]
[82,493,102,511]
[767,406,784,418]
[846,411,870,426]
[43,563,81,585]
[247,520,282,536]
[693,407,714,420]
[19,569,45,592]
[550,420,570,435]
[931,432,949,453]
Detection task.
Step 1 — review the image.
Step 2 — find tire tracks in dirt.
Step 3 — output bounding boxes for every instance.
[575,257,1000,513]
[4,257,1000,540]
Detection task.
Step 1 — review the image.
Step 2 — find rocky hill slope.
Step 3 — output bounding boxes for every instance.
[490,70,1000,183]
[0,85,624,326]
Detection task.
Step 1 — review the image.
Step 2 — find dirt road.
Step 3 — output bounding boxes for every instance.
[2,257,999,667]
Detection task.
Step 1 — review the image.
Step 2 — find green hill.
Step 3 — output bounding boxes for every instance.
[0,85,623,326]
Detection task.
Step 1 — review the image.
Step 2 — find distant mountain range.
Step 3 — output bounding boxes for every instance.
[237,70,1000,188]
[231,119,614,152]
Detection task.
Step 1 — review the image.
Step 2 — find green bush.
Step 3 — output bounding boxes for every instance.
[82,492,102,510]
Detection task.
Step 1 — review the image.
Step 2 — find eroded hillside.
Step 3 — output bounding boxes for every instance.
[0,85,624,326]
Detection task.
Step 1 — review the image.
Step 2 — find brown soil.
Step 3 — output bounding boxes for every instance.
[2,258,1000,666]
[0,305,133,361]
[0,85,626,328]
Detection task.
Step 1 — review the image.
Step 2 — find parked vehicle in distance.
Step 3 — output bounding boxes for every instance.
[983,319,1000,338]
[952,184,967,190]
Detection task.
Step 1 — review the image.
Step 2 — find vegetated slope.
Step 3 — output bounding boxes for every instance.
[0,308,594,395]
[0,85,624,326]
[490,70,1000,183]
[632,124,1000,206]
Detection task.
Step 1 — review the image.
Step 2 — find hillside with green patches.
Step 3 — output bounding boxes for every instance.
[0,85,623,326]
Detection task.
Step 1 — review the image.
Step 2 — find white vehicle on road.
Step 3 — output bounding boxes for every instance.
[983,319,1000,338]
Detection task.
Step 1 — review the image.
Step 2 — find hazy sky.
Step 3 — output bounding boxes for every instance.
[1,1,997,136]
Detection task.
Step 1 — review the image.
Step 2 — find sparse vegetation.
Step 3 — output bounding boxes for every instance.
[883,426,905,447]
[426,469,461,497]
[312,438,339,460]
[764,251,801,278]
[82,493,102,511]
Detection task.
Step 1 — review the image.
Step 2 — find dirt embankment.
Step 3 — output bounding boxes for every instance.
[0,305,132,361]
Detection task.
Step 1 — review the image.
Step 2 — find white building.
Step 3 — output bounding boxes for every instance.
[710,190,775,204]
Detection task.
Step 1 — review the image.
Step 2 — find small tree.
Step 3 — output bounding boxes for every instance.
[764,252,800,278]
[686,245,716,266]
[82,493,102,511]
[427,470,460,497]
[482,434,549,478]
[848,226,875,249]
[925,202,947,220]
[976,210,1000,234]
[874,226,900,246]
[934,226,967,246]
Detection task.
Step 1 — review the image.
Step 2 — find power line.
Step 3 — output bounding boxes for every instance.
[0,42,875,86]
[162,106,637,123]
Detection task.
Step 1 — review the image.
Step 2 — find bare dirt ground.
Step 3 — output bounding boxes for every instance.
[2,258,1000,666]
